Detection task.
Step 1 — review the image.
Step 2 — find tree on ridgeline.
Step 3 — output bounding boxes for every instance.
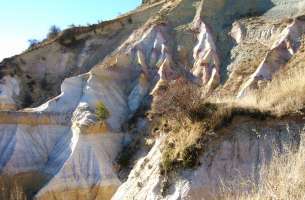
[47,25,61,39]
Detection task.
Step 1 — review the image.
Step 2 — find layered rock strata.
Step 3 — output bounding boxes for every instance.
[0,0,304,199]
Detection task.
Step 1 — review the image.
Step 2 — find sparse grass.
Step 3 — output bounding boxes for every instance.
[254,66,305,116]
[229,53,305,117]
[218,138,305,200]
[96,101,110,121]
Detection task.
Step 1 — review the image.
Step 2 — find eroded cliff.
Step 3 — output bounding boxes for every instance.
[0,0,304,199]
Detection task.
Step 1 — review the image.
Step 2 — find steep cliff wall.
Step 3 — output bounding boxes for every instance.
[113,117,304,199]
[0,0,304,199]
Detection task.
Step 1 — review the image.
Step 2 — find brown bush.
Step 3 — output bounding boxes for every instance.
[150,78,202,123]
[150,79,273,175]
[0,176,27,200]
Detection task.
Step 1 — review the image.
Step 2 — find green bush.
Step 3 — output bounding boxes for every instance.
[96,101,110,121]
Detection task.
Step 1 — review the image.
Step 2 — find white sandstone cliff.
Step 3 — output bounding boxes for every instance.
[0,0,304,199]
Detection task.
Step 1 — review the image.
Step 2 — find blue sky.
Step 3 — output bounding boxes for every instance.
[0,0,141,61]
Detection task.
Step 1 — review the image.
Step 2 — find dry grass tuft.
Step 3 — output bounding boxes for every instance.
[159,103,272,174]
[218,138,305,200]
[254,65,305,116]
[0,176,27,200]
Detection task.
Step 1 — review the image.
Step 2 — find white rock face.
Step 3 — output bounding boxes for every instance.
[33,75,85,113]
[128,74,150,113]
[0,7,183,199]
[36,127,123,200]
[0,0,304,199]
[0,125,70,175]
[192,16,220,89]
[0,72,128,199]
[112,138,167,200]
[32,21,181,198]
[230,22,245,44]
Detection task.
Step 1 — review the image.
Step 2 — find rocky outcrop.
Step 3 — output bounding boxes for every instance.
[0,0,165,110]
[0,0,304,199]
[238,16,305,97]
[0,2,182,198]
[219,0,305,97]
[192,20,220,89]
[191,0,220,90]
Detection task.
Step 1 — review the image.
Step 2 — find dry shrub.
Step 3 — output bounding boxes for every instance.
[150,79,272,174]
[159,100,271,173]
[47,25,61,39]
[150,78,202,124]
[0,176,27,200]
[150,79,205,172]
[218,137,305,200]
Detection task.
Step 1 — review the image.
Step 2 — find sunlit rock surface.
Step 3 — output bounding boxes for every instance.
[0,0,304,199]
[238,17,305,97]
[192,2,220,89]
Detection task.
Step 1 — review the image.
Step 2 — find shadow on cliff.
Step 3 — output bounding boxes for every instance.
[202,0,275,82]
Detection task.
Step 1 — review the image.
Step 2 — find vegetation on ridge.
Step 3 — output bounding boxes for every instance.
[148,67,305,197]
[47,25,61,39]
[150,50,305,183]
[150,80,272,174]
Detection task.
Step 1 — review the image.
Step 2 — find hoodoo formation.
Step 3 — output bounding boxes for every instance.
[0,0,305,199]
